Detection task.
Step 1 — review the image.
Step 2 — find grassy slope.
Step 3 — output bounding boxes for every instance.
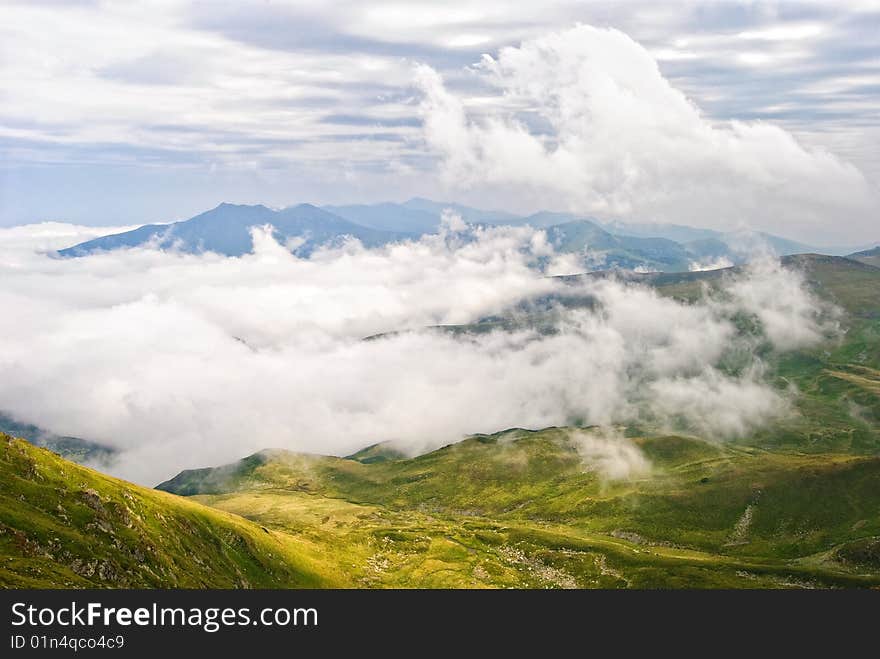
[158,427,880,588]
[0,433,348,588]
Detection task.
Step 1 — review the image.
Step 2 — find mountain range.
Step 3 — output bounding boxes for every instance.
[57,199,879,273]
[58,203,413,258]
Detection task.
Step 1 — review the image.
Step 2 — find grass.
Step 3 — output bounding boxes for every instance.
[0,434,347,588]
[6,424,878,588]
[157,426,880,588]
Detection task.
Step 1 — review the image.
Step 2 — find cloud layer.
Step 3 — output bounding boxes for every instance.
[416,25,879,244]
[0,222,834,484]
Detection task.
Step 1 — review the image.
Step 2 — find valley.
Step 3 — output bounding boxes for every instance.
[2,228,878,590]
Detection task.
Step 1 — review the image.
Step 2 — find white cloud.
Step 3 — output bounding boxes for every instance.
[0,223,835,485]
[415,24,880,244]
[647,366,789,439]
[570,428,651,481]
[689,256,734,272]
[737,24,825,41]
[0,222,140,265]
[0,1,417,167]
[725,258,840,349]
[2,3,879,229]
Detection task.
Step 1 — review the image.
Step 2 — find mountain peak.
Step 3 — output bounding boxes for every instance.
[214,202,271,211]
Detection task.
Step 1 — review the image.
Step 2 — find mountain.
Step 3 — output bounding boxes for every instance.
[400,197,522,225]
[780,253,880,318]
[13,425,879,589]
[0,433,343,587]
[848,246,880,268]
[543,219,695,271]
[52,201,704,272]
[321,201,832,269]
[744,232,817,256]
[58,203,413,258]
[603,220,824,257]
[319,204,593,233]
[560,253,880,319]
[52,199,878,276]
[422,253,880,374]
[519,211,597,228]
[0,412,114,465]
[345,441,408,464]
[322,198,523,232]
[682,237,737,260]
[549,219,850,261]
[322,202,440,234]
[155,423,880,588]
[604,220,721,243]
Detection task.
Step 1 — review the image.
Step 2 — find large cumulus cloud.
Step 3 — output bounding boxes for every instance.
[416,25,879,244]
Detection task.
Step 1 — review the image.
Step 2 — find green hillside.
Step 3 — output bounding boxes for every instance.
[0,433,346,588]
[4,422,879,589]
[156,427,880,588]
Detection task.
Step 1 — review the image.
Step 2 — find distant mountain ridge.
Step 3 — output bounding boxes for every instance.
[57,199,877,273]
[848,245,880,268]
[0,412,115,465]
[58,202,414,258]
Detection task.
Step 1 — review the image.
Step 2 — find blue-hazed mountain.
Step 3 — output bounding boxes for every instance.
[322,199,522,233]
[519,211,600,229]
[604,220,723,243]
[323,202,440,234]
[604,219,825,256]
[58,203,415,258]
[325,203,699,271]
[56,198,863,274]
[536,217,829,271]
[320,199,823,260]
[322,202,596,233]
[542,219,697,271]
[399,198,522,225]
[730,232,817,256]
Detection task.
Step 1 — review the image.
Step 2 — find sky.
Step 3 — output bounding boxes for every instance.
[1,1,879,243]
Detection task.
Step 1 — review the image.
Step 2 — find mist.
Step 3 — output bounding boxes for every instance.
[570,429,651,481]
[0,221,834,485]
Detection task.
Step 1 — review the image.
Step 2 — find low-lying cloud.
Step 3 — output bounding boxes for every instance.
[0,222,834,485]
[570,429,651,481]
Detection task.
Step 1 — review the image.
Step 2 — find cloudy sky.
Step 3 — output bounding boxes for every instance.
[1,1,879,243]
